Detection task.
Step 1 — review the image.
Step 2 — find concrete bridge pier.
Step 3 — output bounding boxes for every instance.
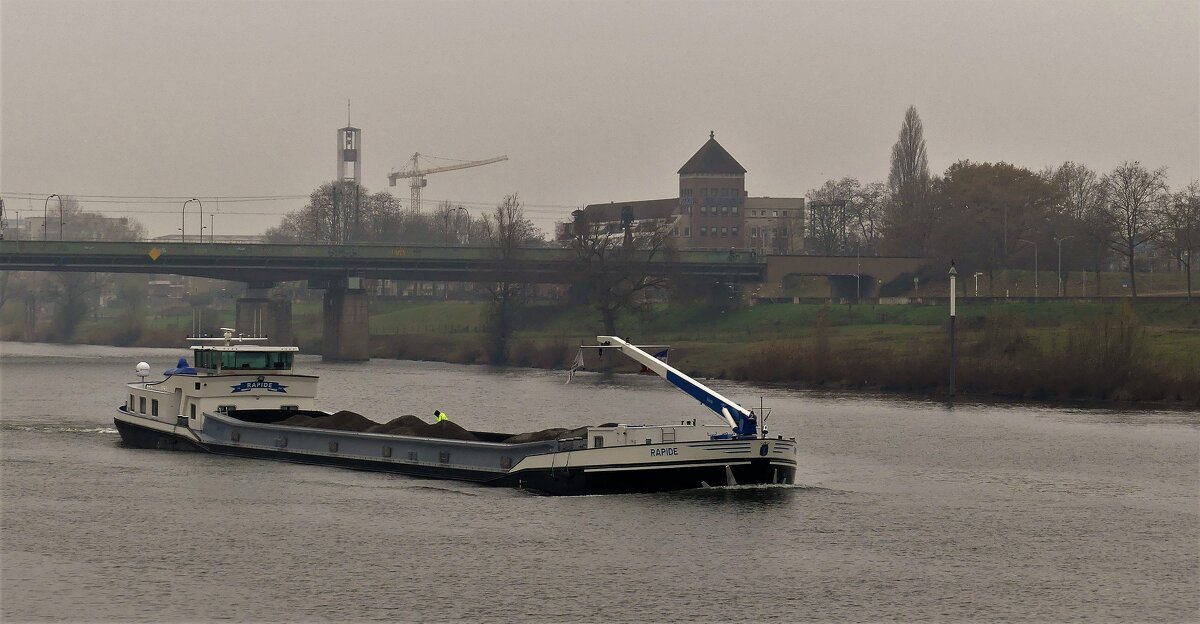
[235,284,294,345]
[322,278,369,361]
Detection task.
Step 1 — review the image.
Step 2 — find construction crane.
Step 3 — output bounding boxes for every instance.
[388,153,508,212]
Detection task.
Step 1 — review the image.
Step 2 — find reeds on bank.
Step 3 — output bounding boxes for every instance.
[734,302,1200,404]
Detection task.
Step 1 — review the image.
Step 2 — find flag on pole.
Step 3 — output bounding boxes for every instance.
[565,348,586,384]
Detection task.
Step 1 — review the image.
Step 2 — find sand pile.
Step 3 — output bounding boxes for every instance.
[277,413,316,426]
[309,410,378,431]
[273,410,576,444]
[275,410,377,431]
[503,426,587,443]
[365,414,428,434]
[365,415,479,441]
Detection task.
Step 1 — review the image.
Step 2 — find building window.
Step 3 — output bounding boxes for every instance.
[721,188,729,197]
[700,188,708,197]
[783,211,788,217]
[700,227,707,237]
[720,206,728,215]
[732,227,739,237]
[752,227,759,238]
[672,227,679,236]
[721,227,728,237]
[700,206,707,214]
[773,211,778,217]
[683,227,690,236]
[732,206,738,215]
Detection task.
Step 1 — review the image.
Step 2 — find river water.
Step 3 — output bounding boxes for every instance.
[1,342,1197,622]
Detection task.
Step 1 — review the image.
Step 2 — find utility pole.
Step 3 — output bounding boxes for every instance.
[948,261,957,399]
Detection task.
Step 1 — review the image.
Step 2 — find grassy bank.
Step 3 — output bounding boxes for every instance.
[351,299,1199,405]
[5,296,1197,405]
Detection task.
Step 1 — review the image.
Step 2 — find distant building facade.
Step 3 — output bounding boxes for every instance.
[561,133,805,253]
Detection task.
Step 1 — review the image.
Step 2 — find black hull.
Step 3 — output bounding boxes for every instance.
[114,418,205,452]
[500,459,796,496]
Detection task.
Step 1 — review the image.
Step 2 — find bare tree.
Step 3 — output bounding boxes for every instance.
[1159,180,1200,300]
[37,197,146,340]
[569,209,674,335]
[1043,161,1110,293]
[854,181,888,253]
[483,193,538,363]
[806,177,889,255]
[1100,162,1169,297]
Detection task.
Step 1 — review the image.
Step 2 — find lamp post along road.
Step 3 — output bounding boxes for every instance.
[182,198,203,242]
[1019,238,1038,299]
[43,194,59,241]
[855,245,861,301]
[453,206,469,245]
[1054,235,1074,297]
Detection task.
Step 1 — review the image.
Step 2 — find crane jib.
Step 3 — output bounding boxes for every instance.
[665,370,752,434]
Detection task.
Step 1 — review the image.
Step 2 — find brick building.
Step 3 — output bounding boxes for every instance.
[561,133,804,253]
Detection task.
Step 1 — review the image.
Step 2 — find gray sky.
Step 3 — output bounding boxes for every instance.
[3,0,1197,238]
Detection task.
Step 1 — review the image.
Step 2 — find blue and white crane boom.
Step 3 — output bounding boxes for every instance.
[596,336,758,437]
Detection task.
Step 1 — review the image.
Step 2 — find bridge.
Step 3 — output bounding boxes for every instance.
[0,240,925,359]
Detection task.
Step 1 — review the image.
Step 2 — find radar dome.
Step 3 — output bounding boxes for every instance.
[135,362,150,378]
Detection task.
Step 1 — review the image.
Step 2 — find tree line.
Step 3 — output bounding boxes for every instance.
[806,106,1199,298]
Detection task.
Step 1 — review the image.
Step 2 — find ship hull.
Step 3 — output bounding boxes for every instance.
[114,411,205,452]
[114,409,798,496]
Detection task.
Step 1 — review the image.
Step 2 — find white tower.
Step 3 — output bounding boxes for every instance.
[337,104,361,184]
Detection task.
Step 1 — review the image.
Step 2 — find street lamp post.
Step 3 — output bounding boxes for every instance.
[1018,238,1038,299]
[948,262,958,399]
[454,206,469,245]
[1054,235,1075,297]
[43,194,59,241]
[182,198,203,242]
[855,245,861,301]
[973,272,983,297]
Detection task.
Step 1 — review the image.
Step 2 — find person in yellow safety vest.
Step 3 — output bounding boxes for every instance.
[433,410,448,423]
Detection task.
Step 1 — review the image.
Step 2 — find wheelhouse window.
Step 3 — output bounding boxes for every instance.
[201,350,294,370]
[139,397,146,414]
[152,399,159,416]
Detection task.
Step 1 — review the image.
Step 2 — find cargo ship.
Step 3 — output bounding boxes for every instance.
[114,330,798,495]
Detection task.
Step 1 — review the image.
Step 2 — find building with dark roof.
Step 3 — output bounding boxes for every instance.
[562,132,804,253]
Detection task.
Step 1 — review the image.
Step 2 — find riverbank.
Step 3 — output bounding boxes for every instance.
[6,298,1197,405]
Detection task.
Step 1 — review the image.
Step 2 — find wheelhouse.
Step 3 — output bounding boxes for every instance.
[192,347,295,372]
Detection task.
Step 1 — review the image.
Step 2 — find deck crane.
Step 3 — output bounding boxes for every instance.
[594,336,761,438]
[387,153,508,212]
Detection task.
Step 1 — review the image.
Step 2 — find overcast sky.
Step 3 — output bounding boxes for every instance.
[2,0,1197,238]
